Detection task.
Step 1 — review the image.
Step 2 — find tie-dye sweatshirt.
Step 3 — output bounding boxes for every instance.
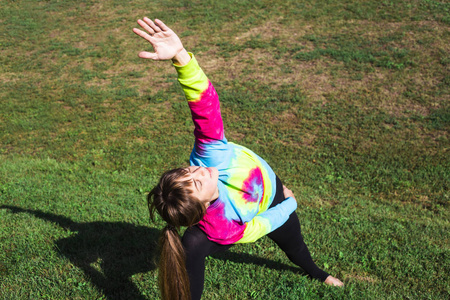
[175,53,297,245]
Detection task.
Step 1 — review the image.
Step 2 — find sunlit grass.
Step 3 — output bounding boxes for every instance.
[0,0,448,299]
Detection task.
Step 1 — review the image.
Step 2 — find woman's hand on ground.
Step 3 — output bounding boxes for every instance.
[324,275,344,287]
[133,18,189,64]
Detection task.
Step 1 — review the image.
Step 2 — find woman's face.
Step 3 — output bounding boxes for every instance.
[185,166,219,208]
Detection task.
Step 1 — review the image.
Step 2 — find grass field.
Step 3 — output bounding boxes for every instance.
[0,0,449,299]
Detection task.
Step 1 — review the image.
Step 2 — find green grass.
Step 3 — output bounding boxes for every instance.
[1,0,449,299]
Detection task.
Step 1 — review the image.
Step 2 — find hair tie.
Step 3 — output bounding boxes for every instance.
[167,224,176,231]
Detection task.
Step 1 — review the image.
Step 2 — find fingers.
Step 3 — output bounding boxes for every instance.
[133,17,171,61]
[138,51,158,60]
[133,27,153,43]
[143,17,163,33]
[283,185,295,199]
[136,17,169,34]
[135,18,164,38]
[137,18,155,35]
[154,19,170,31]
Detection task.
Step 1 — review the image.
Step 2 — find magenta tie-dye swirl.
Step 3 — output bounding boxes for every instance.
[240,167,265,204]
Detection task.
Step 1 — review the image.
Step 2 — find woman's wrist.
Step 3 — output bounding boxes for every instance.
[172,48,191,66]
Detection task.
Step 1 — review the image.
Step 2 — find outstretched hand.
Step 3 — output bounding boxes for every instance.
[133,18,187,63]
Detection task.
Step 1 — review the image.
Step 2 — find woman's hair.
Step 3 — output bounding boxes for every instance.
[148,168,206,300]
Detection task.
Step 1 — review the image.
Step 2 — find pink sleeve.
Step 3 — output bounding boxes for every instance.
[175,53,225,144]
[188,81,224,143]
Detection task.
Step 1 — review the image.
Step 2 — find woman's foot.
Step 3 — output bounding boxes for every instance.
[324,275,344,287]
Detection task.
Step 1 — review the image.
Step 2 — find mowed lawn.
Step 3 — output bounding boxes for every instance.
[0,0,448,299]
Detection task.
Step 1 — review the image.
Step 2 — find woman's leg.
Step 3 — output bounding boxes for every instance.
[182,225,232,300]
[267,211,329,281]
[268,177,329,281]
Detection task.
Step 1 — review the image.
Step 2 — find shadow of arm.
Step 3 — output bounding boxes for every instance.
[1,205,77,231]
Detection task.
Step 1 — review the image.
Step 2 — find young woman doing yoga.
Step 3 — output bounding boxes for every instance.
[133,17,343,300]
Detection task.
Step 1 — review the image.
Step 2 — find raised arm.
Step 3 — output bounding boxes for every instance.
[134,18,225,144]
[175,58,224,143]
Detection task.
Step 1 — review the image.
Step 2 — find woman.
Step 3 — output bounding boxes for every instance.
[133,17,343,300]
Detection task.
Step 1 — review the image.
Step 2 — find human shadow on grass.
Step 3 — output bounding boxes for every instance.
[2,205,305,299]
[1,205,158,300]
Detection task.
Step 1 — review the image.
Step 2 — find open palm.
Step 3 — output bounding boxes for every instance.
[133,18,184,61]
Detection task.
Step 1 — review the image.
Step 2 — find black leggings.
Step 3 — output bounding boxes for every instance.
[182,177,329,300]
